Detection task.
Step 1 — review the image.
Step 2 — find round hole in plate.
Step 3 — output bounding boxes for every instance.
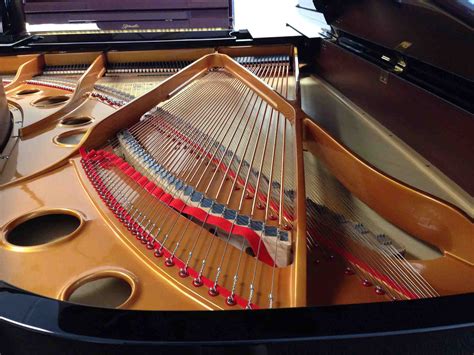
[67,276,133,308]
[53,129,86,147]
[16,88,40,96]
[6,213,81,247]
[59,116,93,127]
[32,95,69,108]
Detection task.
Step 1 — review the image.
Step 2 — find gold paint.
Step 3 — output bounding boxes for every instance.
[1,47,472,312]
[4,55,44,92]
[303,118,474,266]
[58,267,139,309]
[13,88,42,98]
[0,163,209,310]
[1,208,86,252]
[52,128,88,148]
[31,95,71,108]
[58,116,95,128]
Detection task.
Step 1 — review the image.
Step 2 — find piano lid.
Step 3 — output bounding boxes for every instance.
[313,0,474,81]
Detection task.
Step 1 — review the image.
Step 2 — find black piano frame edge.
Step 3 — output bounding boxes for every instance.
[1,281,474,353]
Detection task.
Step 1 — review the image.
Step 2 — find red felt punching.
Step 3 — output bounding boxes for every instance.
[82,151,259,309]
[91,149,276,266]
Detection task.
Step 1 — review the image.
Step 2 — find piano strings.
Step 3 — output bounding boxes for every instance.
[304,153,438,299]
[81,62,296,308]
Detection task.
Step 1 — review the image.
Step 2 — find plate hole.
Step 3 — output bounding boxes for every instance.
[6,213,81,247]
[32,95,69,108]
[54,130,86,146]
[59,116,93,127]
[16,89,40,96]
[68,277,132,308]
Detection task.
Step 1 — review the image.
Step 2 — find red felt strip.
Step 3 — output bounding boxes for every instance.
[308,228,419,299]
[81,155,257,309]
[120,155,275,266]
[89,150,275,265]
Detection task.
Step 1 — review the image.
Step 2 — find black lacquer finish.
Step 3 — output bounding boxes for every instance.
[24,30,241,52]
[1,282,474,353]
[335,34,474,114]
[0,0,26,36]
[23,0,233,31]
[0,30,302,55]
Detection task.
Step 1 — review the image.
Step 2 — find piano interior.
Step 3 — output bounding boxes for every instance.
[0,2,473,312]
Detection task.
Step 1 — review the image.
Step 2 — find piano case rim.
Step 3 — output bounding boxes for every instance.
[1,281,473,352]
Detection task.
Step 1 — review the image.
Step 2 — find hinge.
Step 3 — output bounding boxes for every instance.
[336,34,409,76]
[392,41,411,73]
[394,58,407,73]
[380,54,408,74]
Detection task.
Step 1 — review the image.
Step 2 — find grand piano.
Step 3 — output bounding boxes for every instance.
[0,0,473,353]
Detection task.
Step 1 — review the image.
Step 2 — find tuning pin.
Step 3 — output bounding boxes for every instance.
[375,286,385,295]
[226,296,236,306]
[208,287,219,297]
[179,268,189,278]
[193,277,203,287]
[165,257,175,267]
[344,267,354,275]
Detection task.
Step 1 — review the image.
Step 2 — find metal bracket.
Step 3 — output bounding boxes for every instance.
[379,70,389,84]
[319,28,337,42]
